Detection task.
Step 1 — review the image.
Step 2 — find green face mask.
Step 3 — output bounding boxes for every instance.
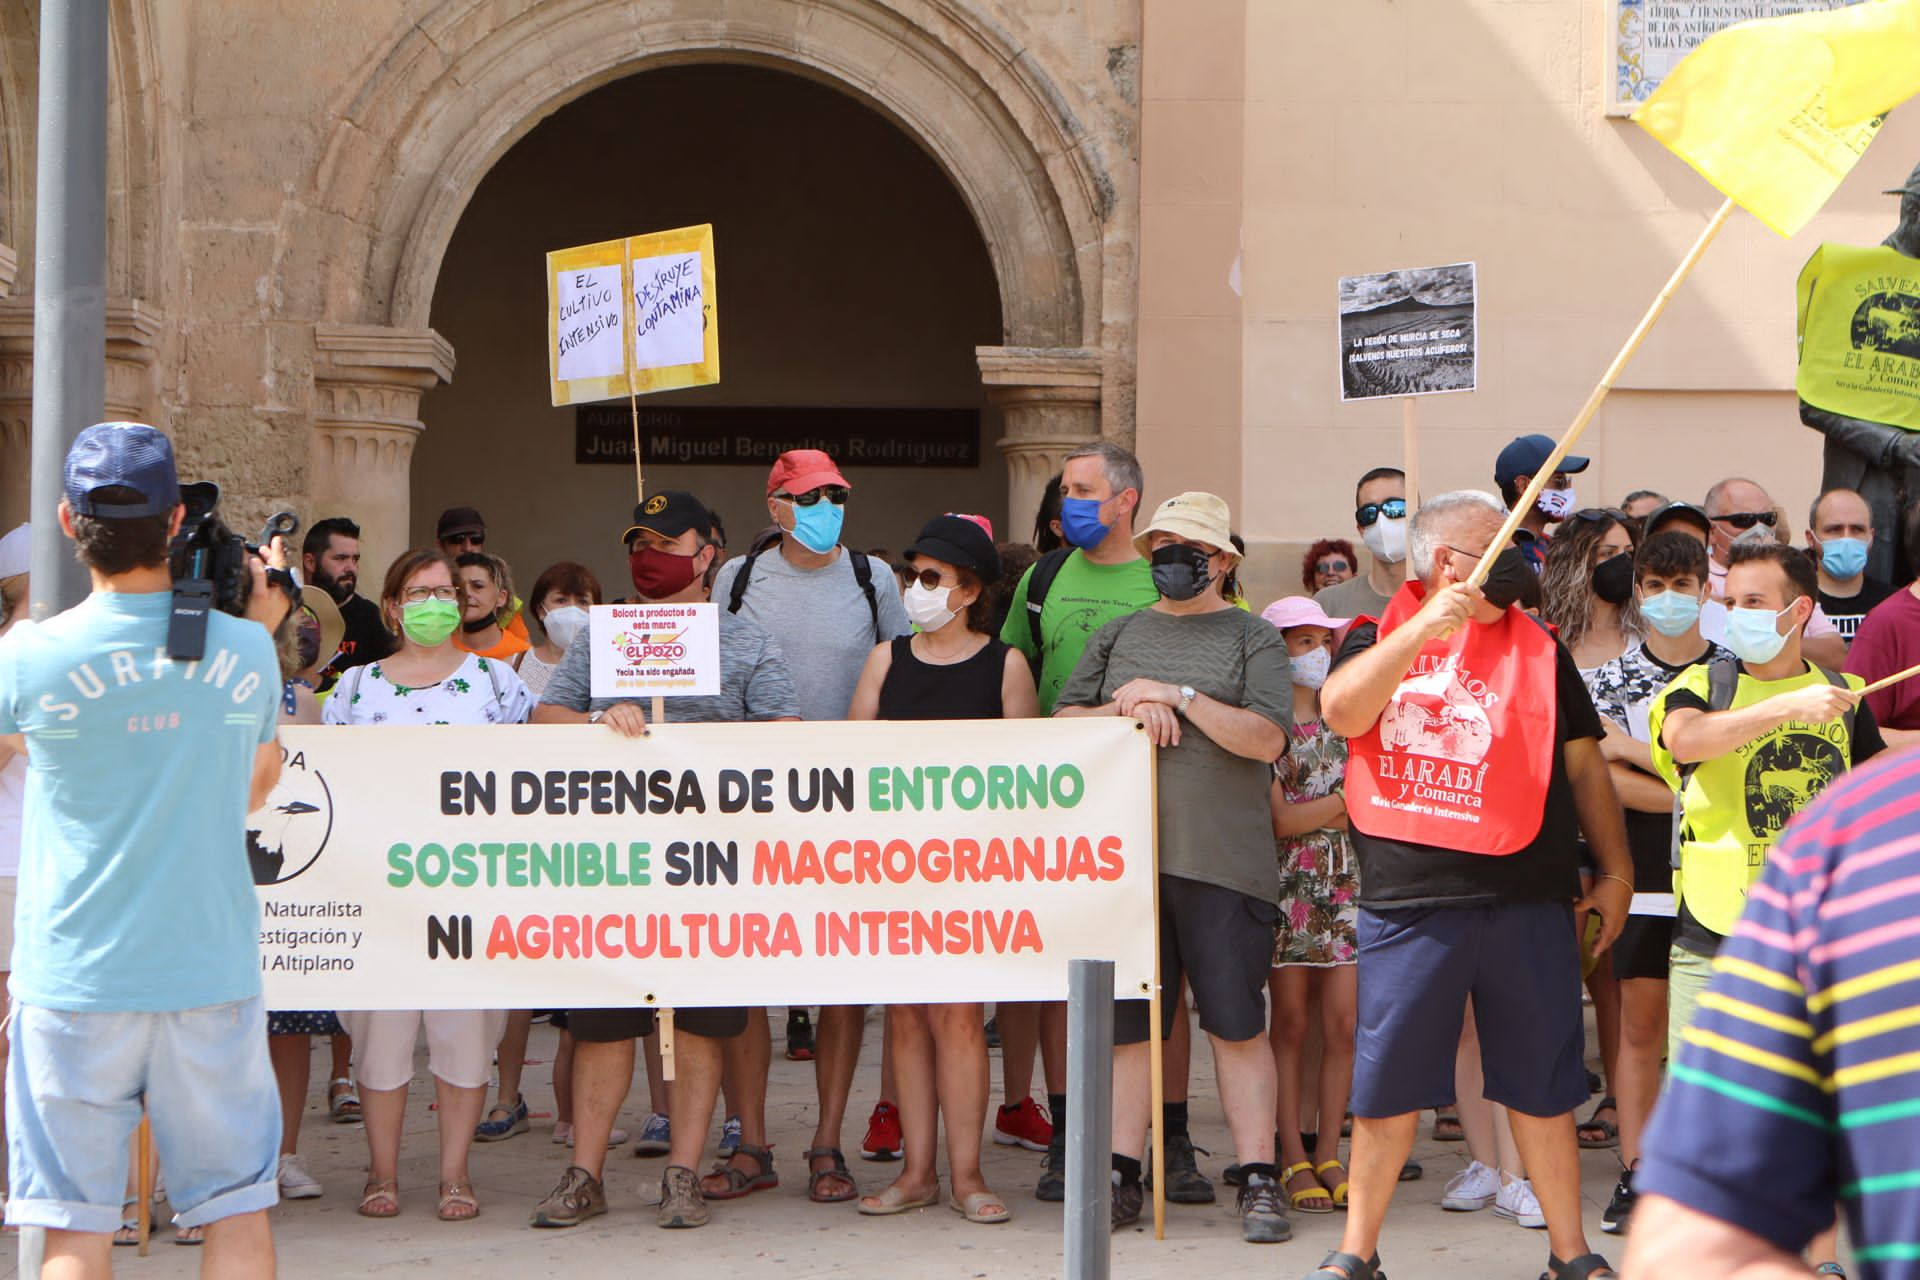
[400,598,460,646]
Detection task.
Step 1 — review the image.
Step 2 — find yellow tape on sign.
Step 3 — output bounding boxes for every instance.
[1797,242,1920,433]
[629,223,719,394]
[547,237,630,406]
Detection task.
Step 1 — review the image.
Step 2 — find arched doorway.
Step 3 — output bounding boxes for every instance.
[411,63,1004,596]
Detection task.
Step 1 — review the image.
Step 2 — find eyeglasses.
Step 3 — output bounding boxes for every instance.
[443,532,485,547]
[1356,498,1407,528]
[777,486,850,508]
[1444,544,1490,563]
[1314,559,1352,576]
[903,568,953,591]
[1711,510,1778,530]
[402,586,460,604]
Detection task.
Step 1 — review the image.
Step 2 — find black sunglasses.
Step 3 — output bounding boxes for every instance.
[1356,498,1408,528]
[778,486,850,507]
[443,532,485,547]
[1711,510,1778,530]
[1314,559,1352,575]
[902,568,953,592]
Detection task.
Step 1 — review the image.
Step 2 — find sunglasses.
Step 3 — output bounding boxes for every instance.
[1356,498,1408,528]
[1711,510,1778,530]
[902,568,954,591]
[443,532,485,547]
[778,486,850,507]
[1314,559,1352,575]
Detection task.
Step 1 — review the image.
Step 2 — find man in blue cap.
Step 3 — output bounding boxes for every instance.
[0,423,290,1270]
[1495,433,1591,570]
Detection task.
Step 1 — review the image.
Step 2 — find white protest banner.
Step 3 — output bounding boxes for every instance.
[1337,262,1478,403]
[251,720,1156,1009]
[587,602,721,699]
[546,237,631,406]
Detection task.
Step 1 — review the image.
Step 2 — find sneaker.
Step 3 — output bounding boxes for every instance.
[1602,1166,1636,1235]
[718,1115,743,1158]
[860,1100,904,1161]
[608,1126,630,1148]
[1237,1172,1293,1244]
[635,1112,671,1156]
[1493,1176,1548,1229]
[786,1009,815,1061]
[475,1094,529,1142]
[276,1153,322,1200]
[984,1015,1001,1048]
[552,1122,573,1146]
[529,1166,607,1228]
[657,1165,709,1229]
[993,1097,1053,1152]
[1110,1172,1143,1231]
[1035,1130,1066,1202]
[1156,1133,1216,1204]
[1441,1160,1500,1211]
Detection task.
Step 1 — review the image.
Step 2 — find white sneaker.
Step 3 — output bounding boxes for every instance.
[1493,1176,1547,1228]
[1440,1160,1500,1211]
[276,1153,322,1200]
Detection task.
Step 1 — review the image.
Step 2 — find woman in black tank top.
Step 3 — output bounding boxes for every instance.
[847,515,1038,1224]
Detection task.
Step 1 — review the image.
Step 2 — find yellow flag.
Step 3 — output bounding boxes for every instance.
[1633,0,1920,237]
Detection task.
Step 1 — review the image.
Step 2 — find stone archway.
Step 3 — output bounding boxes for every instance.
[292,0,1131,562]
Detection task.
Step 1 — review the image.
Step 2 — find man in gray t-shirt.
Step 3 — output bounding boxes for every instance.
[1055,491,1294,1243]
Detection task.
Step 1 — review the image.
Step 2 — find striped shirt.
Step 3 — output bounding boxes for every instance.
[1637,746,1920,1275]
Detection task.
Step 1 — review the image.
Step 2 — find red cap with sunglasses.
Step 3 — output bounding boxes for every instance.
[766,449,849,497]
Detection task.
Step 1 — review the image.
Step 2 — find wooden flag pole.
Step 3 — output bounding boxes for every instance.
[1148,745,1166,1241]
[659,1008,676,1082]
[1860,661,1920,698]
[136,1114,153,1254]
[629,387,645,504]
[1470,196,1737,588]
[1402,396,1420,507]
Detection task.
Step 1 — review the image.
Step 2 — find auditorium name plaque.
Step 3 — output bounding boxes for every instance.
[574,406,981,469]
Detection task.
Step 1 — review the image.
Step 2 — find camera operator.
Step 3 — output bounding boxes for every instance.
[0,423,291,1275]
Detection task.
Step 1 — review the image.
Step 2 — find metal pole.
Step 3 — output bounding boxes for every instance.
[27,0,110,620]
[1064,958,1114,1280]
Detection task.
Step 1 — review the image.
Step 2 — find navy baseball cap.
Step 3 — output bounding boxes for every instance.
[623,490,714,545]
[63,422,179,518]
[1495,433,1589,489]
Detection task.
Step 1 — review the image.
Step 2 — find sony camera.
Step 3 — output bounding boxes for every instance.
[167,481,299,660]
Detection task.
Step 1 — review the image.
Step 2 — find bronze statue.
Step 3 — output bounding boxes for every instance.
[1800,161,1920,582]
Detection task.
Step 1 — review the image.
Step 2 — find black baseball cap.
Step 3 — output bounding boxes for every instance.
[906,514,1001,580]
[1495,433,1589,489]
[64,422,179,518]
[436,505,486,539]
[1645,500,1712,538]
[623,490,714,545]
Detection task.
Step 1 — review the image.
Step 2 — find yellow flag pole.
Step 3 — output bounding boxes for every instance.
[1470,197,1737,588]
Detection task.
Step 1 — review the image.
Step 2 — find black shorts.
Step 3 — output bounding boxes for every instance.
[1612,915,1676,982]
[565,1006,748,1042]
[1116,874,1277,1046]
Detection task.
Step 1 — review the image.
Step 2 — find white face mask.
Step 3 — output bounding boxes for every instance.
[1536,487,1576,521]
[1290,646,1332,690]
[903,580,957,632]
[1361,517,1408,565]
[542,604,590,652]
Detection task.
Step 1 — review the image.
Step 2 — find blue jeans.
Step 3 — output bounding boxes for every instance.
[6,996,281,1232]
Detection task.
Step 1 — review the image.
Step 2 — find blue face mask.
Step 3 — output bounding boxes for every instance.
[1724,602,1797,665]
[1639,589,1702,638]
[1059,496,1113,550]
[1819,536,1869,581]
[783,500,844,555]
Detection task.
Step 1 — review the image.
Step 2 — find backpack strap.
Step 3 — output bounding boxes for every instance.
[849,549,879,638]
[1671,657,1741,870]
[725,551,760,615]
[1022,548,1075,671]
[480,654,508,709]
[342,662,369,720]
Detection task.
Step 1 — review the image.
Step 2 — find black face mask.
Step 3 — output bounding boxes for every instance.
[1477,545,1537,610]
[1591,553,1635,605]
[1150,543,1214,602]
[461,614,497,635]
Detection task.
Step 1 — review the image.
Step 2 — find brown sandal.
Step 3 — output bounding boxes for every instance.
[803,1146,857,1203]
[701,1142,778,1199]
[358,1178,400,1218]
[437,1181,479,1221]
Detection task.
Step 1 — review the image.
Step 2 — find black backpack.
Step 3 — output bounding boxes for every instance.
[725,546,880,639]
[1021,548,1075,676]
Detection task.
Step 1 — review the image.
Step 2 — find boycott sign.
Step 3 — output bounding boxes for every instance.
[588,602,721,699]
[1338,263,1478,402]
[249,720,1156,1009]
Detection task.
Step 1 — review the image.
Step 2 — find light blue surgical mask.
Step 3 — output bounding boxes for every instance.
[781,499,845,554]
[1638,589,1702,638]
[1724,602,1798,665]
[1059,496,1113,550]
[1819,536,1869,581]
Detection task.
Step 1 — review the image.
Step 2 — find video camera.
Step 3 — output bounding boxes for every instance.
[167,480,300,660]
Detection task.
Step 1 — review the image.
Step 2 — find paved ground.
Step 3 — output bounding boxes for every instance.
[9,1008,1643,1279]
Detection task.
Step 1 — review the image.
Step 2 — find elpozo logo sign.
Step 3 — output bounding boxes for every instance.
[589,602,722,699]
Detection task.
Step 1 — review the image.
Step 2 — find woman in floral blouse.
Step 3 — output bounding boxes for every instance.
[325,547,532,1222]
[1261,597,1359,1217]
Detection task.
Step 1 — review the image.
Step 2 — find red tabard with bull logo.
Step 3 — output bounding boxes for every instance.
[1344,582,1558,855]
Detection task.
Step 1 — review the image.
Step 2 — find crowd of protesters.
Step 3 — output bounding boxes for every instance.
[7,423,1920,1278]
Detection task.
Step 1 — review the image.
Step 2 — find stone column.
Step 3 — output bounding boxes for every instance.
[977,346,1104,545]
[311,324,455,577]
[0,294,160,530]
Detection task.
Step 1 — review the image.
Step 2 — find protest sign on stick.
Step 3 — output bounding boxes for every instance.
[1338,262,1475,506]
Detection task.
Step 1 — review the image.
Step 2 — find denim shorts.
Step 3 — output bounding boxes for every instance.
[6,996,281,1233]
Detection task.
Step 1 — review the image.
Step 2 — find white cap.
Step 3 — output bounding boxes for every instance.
[0,524,28,578]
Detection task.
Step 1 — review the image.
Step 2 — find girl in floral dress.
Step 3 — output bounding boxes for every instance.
[1261,597,1359,1216]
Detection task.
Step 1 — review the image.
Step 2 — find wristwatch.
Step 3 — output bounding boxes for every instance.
[1176,685,1196,716]
[588,709,605,724]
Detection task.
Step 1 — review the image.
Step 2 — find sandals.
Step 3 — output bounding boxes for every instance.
[1305,1249,1386,1279]
[1577,1097,1619,1150]
[1542,1253,1616,1280]
[1432,1106,1464,1142]
[950,1189,1010,1224]
[857,1179,940,1216]
[1284,1161,1334,1213]
[358,1178,400,1218]
[1315,1158,1351,1208]
[437,1180,480,1221]
[329,1077,362,1124]
[112,1202,141,1247]
[475,1095,530,1142]
[700,1142,778,1200]
[174,1225,203,1246]
[803,1146,858,1203]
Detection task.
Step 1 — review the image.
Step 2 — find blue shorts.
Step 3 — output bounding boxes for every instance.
[1350,900,1588,1120]
[6,997,281,1233]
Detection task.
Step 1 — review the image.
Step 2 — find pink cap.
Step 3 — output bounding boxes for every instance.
[949,512,994,538]
[1261,595,1351,632]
